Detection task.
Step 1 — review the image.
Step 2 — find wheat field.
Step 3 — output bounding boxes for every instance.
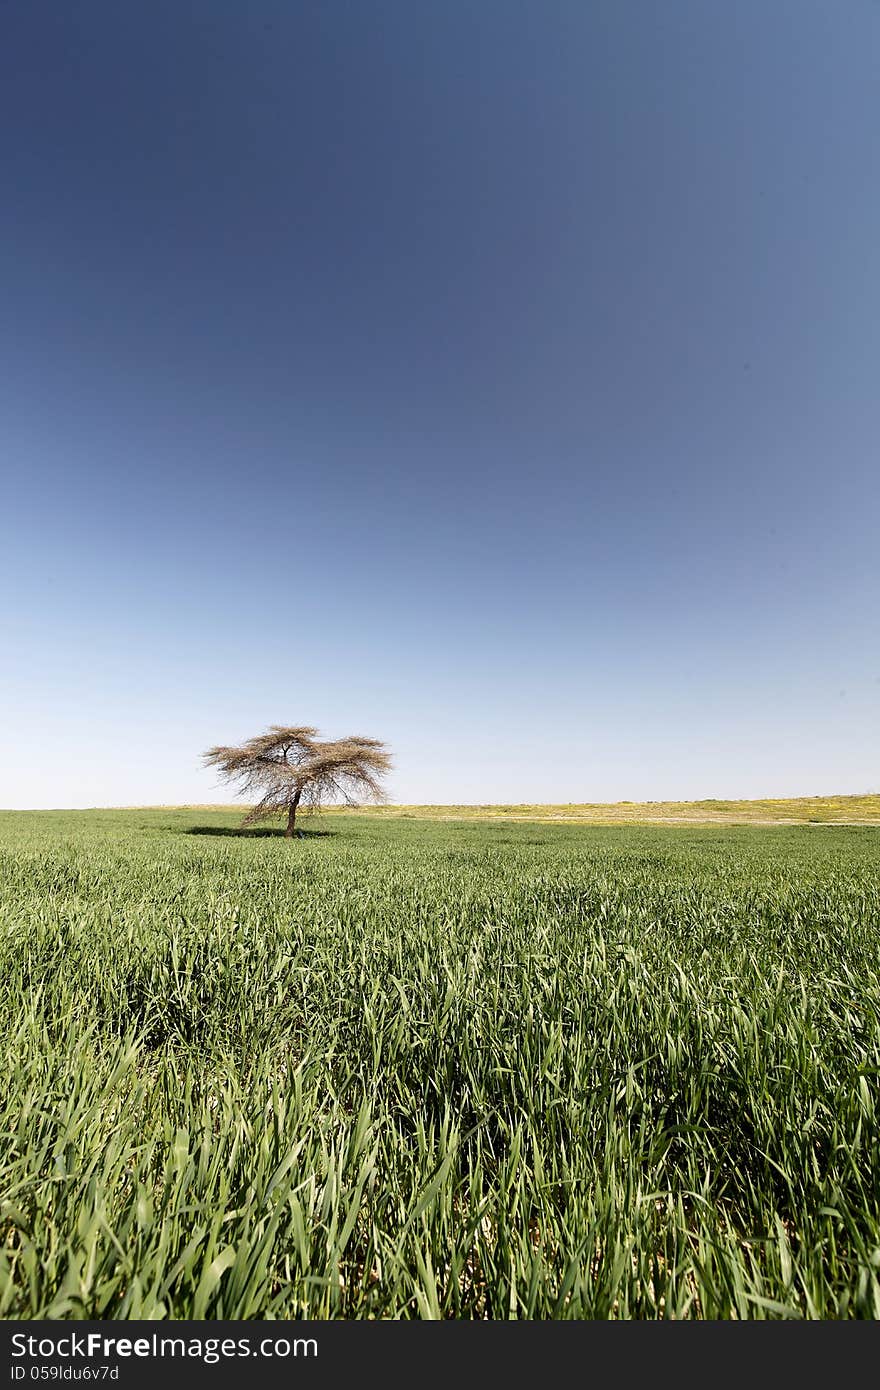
[1,808,879,1318]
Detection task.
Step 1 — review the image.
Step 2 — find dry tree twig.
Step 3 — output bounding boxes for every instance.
[203,725,392,836]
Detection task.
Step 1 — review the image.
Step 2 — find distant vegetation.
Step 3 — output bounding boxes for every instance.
[339,794,880,824]
[1,808,879,1318]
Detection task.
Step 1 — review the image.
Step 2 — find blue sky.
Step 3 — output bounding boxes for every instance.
[1,0,878,807]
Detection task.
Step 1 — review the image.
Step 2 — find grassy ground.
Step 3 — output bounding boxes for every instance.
[341,794,880,824]
[1,808,879,1318]
[117,795,880,824]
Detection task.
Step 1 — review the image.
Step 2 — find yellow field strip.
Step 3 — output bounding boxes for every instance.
[133,796,880,825]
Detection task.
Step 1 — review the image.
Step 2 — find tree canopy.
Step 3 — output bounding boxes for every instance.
[203,725,392,836]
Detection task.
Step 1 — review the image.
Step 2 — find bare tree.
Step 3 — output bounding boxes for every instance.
[203,725,392,837]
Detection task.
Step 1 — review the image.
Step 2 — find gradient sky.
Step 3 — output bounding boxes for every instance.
[1,0,878,808]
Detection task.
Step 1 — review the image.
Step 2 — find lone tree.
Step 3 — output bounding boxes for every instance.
[203,725,392,837]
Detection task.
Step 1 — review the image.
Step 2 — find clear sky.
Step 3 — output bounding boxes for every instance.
[1,0,878,808]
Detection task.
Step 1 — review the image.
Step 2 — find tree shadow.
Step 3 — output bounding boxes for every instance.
[184,826,336,839]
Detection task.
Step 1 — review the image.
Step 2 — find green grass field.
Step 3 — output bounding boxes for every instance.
[2,807,879,1318]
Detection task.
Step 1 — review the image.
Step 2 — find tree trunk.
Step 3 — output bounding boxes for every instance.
[285,790,302,838]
